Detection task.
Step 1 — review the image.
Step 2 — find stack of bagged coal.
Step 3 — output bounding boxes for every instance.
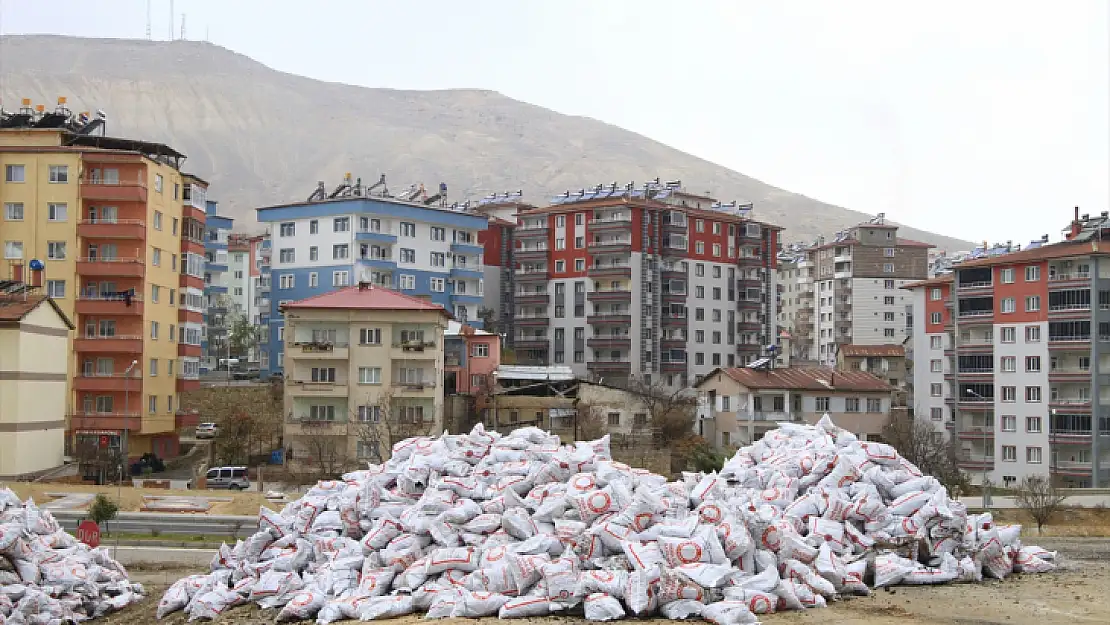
[0,488,144,623]
[157,416,1055,624]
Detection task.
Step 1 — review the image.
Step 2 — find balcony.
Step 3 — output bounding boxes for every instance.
[515,292,550,305]
[663,290,687,302]
[515,223,548,238]
[587,289,632,302]
[450,267,483,280]
[956,454,994,470]
[1048,272,1091,287]
[390,340,439,359]
[1048,303,1091,318]
[588,264,632,278]
[660,359,687,372]
[451,292,483,305]
[589,215,633,231]
[286,381,348,397]
[287,342,350,359]
[956,426,995,440]
[957,309,994,320]
[660,336,686,348]
[796,259,813,269]
[957,280,993,293]
[79,178,147,203]
[515,269,549,282]
[587,360,632,373]
[355,230,398,243]
[77,257,145,278]
[588,312,632,325]
[75,295,144,316]
[739,297,765,310]
[662,217,687,231]
[834,270,853,280]
[77,219,146,240]
[69,412,142,432]
[514,335,549,349]
[588,238,633,253]
[72,374,141,393]
[1049,368,1091,382]
[516,315,550,327]
[1049,398,1092,411]
[587,336,632,348]
[515,246,549,261]
[284,418,349,437]
[1049,335,1091,349]
[661,314,688,326]
[392,380,438,396]
[736,255,763,267]
[450,242,483,255]
[73,335,143,353]
[359,257,397,271]
[660,264,686,278]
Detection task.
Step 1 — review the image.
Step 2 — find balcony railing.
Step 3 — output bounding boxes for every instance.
[1050,335,1091,343]
[1049,303,1092,312]
[1049,272,1091,282]
[958,281,993,290]
[958,309,993,318]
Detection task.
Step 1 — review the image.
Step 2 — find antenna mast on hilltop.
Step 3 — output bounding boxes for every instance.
[169,0,174,40]
[146,0,152,39]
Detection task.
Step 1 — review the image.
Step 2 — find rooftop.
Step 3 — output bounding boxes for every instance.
[280,284,449,314]
[494,365,575,382]
[838,344,906,358]
[707,366,893,393]
[0,294,74,329]
[954,239,1107,269]
[902,275,954,290]
[446,320,494,337]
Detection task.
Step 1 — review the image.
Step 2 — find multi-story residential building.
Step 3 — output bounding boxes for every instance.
[694,365,894,450]
[202,201,233,371]
[0,293,74,477]
[257,177,488,376]
[444,320,501,395]
[778,215,931,367]
[0,99,208,459]
[486,181,780,388]
[907,209,1110,488]
[281,282,449,466]
[836,343,908,391]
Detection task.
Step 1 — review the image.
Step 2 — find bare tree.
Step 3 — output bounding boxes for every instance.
[351,388,437,464]
[882,416,968,494]
[623,377,697,447]
[188,387,284,465]
[573,403,607,441]
[298,419,351,478]
[1015,475,1068,532]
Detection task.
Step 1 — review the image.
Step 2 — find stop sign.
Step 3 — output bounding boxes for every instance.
[76,520,100,548]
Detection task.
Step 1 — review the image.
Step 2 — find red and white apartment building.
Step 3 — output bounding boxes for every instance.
[478,182,781,388]
[908,209,1110,488]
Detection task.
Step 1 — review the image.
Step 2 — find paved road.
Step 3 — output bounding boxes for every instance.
[111,546,217,567]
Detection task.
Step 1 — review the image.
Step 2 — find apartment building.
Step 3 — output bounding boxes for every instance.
[257,177,488,376]
[281,282,449,466]
[778,215,931,367]
[0,294,73,477]
[202,201,233,371]
[0,99,209,459]
[695,366,894,450]
[486,181,780,388]
[444,320,500,396]
[907,210,1110,488]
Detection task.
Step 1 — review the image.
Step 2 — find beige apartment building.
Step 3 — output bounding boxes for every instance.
[281,283,449,468]
[0,294,74,477]
[694,365,894,449]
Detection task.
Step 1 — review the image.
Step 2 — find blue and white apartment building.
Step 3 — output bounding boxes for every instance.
[257,195,489,376]
[201,201,234,372]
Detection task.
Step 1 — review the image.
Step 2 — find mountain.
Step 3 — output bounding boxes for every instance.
[0,35,971,250]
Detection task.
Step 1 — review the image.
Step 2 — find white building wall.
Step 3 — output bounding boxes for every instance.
[816,279,836,365]
[686,259,734,378]
[850,278,913,345]
[992,320,1051,484]
[272,215,356,270]
[911,289,949,437]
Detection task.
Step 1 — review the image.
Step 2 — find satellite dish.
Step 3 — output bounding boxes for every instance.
[29,259,44,271]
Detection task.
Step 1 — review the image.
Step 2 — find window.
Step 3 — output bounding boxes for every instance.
[305,246,317,262]
[1026,447,1042,464]
[930,336,942,349]
[884,280,895,289]
[1001,415,1016,431]
[332,271,349,286]
[149,358,158,377]
[1001,297,1015,313]
[430,227,446,241]
[279,248,295,263]
[930,407,943,421]
[884,312,895,322]
[307,272,318,287]
[884,328,896,337]
[152,248,161,266]
[695,286,705,299]
[5,164,25,182]
[1025,326,1041,342]
[151,285,160,303]
[310,367,337,383]
[883,247,895,257]
[309,220,319,235]
[471,374,485,388]
[575,236,584,249]
[695,264,704,277]
[1025,356,1041,372]
[47,165,69,183]
[1001,446,1016,462]
[883,263,894,273]
[280,223,296,237]
[279,274,295,289]
[430,252,446,267]
[695,330,704,343]
[360,328,382,345]
[884,296,895,305]
[575,213,584,226]
[864,398,881,413]
[333,244,349,260]
[712,244,721,257]
[154,174,163,193]
[555,215,565,227]
[399,274,415,290]
[555,260,565,273]
[1001,356,1016,372]
[695,241,705,254]
[815,397,830,411]
[1000,268,1015,283]
[575,258,585,271]
[1001,386,1016,402]
[1001,327,1016,343]
[1026,416,1042,433]
[1025,266,1040,281]
[333,217,350,232]
[400,222,416,237]
[1025,386,1041,402]
[172,218,178,235]
[148,395,157,414]
[400,248,416,263]
[713,266,721,278]
[845,398,860,412]
[47,241,66,260]
[46,280,65,298]
[930,312,942,324]
[430,277,445,292]
[358,367,382,384]
[1025,295,1040,312]
[555,238,565,250]
[47,203,67,221]
[930,359,942,372]
[309,405,336,421]
[472,343,490,358]
[607,412,620,427]
[4,203,23,220]
[930,288,942,301]
[695,219,704,232]
[150,321,159,339]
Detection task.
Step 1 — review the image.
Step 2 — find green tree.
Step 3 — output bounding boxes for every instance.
[88,494,119,534]
[227,305,261,362]
[477,306,500,335]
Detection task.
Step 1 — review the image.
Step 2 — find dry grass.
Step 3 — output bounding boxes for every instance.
[991,507,1110,537]
[4,482,275,516]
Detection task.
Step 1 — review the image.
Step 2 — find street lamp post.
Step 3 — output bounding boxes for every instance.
[965,388,992,507]
[123,360,138,466]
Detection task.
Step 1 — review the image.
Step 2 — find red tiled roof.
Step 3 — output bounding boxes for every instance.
[902,275,954,290]
[0,295,75,329]
[839,344,905,358]
[711,366,893,392]
[281,285,449,314]
[955,240,1107,268]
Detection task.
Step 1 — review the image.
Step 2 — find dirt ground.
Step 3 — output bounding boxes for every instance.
[96,537,1110,625]
[5,482,275,516]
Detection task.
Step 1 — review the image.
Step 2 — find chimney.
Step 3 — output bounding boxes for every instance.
[1069,206,1082,240]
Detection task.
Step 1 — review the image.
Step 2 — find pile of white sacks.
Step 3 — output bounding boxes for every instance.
[157,416,1056,624]
[0,488,144,623]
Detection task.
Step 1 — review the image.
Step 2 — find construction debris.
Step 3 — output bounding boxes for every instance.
[0,488,144,622]
[155,416,1054,623]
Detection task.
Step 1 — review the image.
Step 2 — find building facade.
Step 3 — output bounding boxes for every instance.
[695,366,894,450]
[0,102,208,459]
[258,188,488,376]
[482,183,780,389]
[202,201,233,371]
[444,320,501,396]
[908,216,1110,488]
[0,295,74,477]
[778,216,931,367]
[281,283,449,467]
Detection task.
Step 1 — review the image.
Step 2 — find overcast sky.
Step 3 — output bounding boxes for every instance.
[4,0,1107,244]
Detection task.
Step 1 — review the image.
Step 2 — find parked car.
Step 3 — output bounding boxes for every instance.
[195,423,219,439]
[204,466,250,490]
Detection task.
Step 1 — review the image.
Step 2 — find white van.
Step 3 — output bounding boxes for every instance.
[204,466,250,490]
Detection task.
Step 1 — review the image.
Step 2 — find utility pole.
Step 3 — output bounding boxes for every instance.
[169,0,174,40]
[146,0,151,40]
